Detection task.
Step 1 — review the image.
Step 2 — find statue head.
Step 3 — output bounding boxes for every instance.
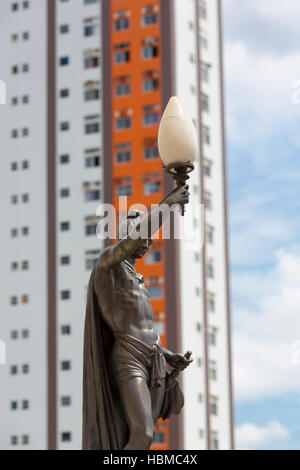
[117,210,153,259]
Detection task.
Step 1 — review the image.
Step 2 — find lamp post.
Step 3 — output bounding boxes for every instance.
[158,97,197,215]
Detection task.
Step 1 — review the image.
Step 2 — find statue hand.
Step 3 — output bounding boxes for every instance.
[164,185,190,208]
[167,352,193,370]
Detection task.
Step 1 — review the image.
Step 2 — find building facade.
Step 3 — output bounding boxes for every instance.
[0,0,233,450]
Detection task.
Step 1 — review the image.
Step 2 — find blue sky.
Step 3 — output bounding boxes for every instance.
[223,0,300,449]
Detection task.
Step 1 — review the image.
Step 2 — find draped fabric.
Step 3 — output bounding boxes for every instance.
[111,333,166,390]
[82,267,127,450]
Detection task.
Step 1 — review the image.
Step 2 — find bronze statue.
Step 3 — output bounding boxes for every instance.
[82,185,192,450]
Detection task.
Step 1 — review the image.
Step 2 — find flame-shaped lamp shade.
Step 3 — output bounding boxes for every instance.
[158,96,197,166]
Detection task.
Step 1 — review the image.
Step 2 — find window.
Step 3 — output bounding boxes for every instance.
[142,38,159,59]
[209,361,217,381]
[22,400,29,410]
[144,181,160,195]
[60,154,70,164]
[22,227,29,236]
[144,139,159,160]
[11,162,18,171]
[146,250,162,264]
[22,330,29,339]
[85,216,98,236]
[116,184,132,198]
[208,327,217,346]
[206,259,214,279]
[201,93,209,113]
[60,24,69,34]
[148,286,163,299]
[142,6,158,27]
[23,31,30,40]
[200,34,208,49]
[85,148,101,167]
[61,361,71,371]
[61,432,71,442]
[204,191,212,210]
[116,110,132,130]
[143,104,160,126]
[211,431,219,451]
[23,1,30,9]
[206,224,214,244]
[115,76,131,96]
[11,262,18,271]
[60,121,70,131]
[61,290,71,300]
[61,255,70,265]
[22,364,29,374]
[11,97,18,105]
[11,365,18,375]
[11,331,18,340]
[60,88,69,98]
[12,33,18,42]
[152,433,165,444]
[11,194,18,204]
[143,70,159,92]
[12,129,18,138]
[201,62,210,82]
[84,114,100,134]
[207,292,215,313]
[60,188,70,198]
[21,294,29,304]
[204,159,212,177]
[12,3,19,11]
[85,250,100,270]
[199,0,207,19]
[116,142,132,163]
[84,0,98,4]
[84,80,100,101]
[84,49,100,68]
[60,56,69,66]
[22,128,29,137]
[114,12,130,31]
[202,126,210,145]
[61,396,71,406]
[84,17,99,37]
[61,325,71,335]
[11,401,18,410]
[84,181,101,202]
[21,260,29,270]
[11,436,18,446]
[114,43,130,64]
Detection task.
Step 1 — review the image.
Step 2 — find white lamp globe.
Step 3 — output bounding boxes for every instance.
[158,96,197,166]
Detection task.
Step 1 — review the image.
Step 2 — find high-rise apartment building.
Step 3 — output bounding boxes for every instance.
[0,0,233,450]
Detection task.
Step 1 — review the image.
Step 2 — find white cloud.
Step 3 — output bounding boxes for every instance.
[233,249,300,402]
[224,41,300,148]
[236,421,289,450]
[223,0,300,56]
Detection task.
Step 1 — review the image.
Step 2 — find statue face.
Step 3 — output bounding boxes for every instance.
[134,239,153,259]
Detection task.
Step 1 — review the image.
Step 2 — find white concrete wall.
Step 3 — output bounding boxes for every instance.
[56,0,103,450]
[174,0,232,450]
[0,0,48,450]
[173,0,208,451]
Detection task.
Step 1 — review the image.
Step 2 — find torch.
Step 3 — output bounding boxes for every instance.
[158,97,197,215]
